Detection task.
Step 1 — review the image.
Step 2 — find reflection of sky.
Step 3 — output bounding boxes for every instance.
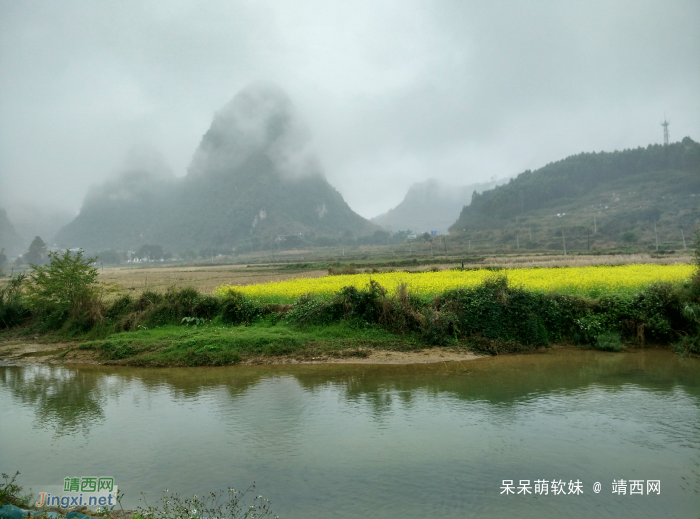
[0,350,699,519]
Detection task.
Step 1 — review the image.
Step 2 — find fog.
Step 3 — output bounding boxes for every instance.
[1,0,699,233]
[187,82,320,180]
[84,145,175,206]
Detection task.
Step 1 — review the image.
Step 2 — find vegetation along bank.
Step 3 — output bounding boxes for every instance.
[1,244,699,366]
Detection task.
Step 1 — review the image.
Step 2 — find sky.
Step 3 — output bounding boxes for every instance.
[1,0,699,230]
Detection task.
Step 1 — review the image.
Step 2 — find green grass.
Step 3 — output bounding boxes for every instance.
[79,319,420,366]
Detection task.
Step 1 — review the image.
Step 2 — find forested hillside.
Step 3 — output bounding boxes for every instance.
[450,138,700,251]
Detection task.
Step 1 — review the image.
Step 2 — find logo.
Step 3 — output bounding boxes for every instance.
[34,477,118,509]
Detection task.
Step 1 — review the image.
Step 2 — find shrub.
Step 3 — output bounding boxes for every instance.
[432,277,556,348]
[0,274,29,329]
[336,280,384,323]
[693,229,700,290]
[674,335,699,356]
[0,472,31,507]
[220,290,263,325]
[25,250,104,330]
[286,280,385,327]
[112,287,224,331]
[592,283,682,345]
[381,283,425,334]
[284,294,333,326]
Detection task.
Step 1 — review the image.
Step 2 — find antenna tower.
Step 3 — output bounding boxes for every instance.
[661,116,670,146]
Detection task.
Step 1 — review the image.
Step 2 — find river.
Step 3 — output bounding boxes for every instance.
[1,348,698,518]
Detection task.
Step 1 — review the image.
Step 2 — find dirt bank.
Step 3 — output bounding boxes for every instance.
[239,348,481,365]
[0,339,480,366]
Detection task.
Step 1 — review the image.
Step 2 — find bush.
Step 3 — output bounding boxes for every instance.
[284,294,333,326]
[0,472,31,507]
[220,290,263,325]
[674,335,699,356]
[25,250,103,330]
[432,277,556,348]
[0,274,29,329]
[112,287,223,331]
[285,280,385,327]
[692,229,700,290]
[592,283,682,345]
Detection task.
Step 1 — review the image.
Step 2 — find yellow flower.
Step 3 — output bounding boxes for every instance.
[214,264,695,303]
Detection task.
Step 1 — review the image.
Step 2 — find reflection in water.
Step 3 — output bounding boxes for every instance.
[0,349,698,519]
[0,367,111,436]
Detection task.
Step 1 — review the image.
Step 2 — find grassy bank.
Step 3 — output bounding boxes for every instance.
[2,250,699,365]
[76,321,413,366]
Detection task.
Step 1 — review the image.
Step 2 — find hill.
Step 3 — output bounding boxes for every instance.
[450,138,700,252]
[0,207,23,257]
[55,84,376,254]
[372,178,503,234]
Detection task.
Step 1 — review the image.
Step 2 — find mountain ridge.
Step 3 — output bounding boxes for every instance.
[450,137,700,250]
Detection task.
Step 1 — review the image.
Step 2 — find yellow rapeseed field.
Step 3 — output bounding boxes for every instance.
[215,264,695,303]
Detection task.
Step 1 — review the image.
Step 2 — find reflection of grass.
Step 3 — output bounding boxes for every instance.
[80,320,416,366]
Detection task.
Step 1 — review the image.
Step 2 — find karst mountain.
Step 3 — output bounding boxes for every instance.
[55,83,376,253]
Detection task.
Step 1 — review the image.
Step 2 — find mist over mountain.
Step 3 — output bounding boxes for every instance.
[0,208,23,257]
[0,204,74,258]
[372,178,504,234]
[55,84,376,253]
[451,138,700,250]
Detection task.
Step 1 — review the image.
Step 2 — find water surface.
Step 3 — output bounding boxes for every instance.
[1,349,698,518]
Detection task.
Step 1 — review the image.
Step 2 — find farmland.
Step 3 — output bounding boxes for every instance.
[216,263,695,303]
[93,251,692,297]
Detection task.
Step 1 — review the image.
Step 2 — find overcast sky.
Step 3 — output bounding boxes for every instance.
[1,0,699,224]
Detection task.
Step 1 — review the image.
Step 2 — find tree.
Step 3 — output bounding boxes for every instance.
[0,248,7,272]
[24,236,47,265]
[26,250,100,325]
